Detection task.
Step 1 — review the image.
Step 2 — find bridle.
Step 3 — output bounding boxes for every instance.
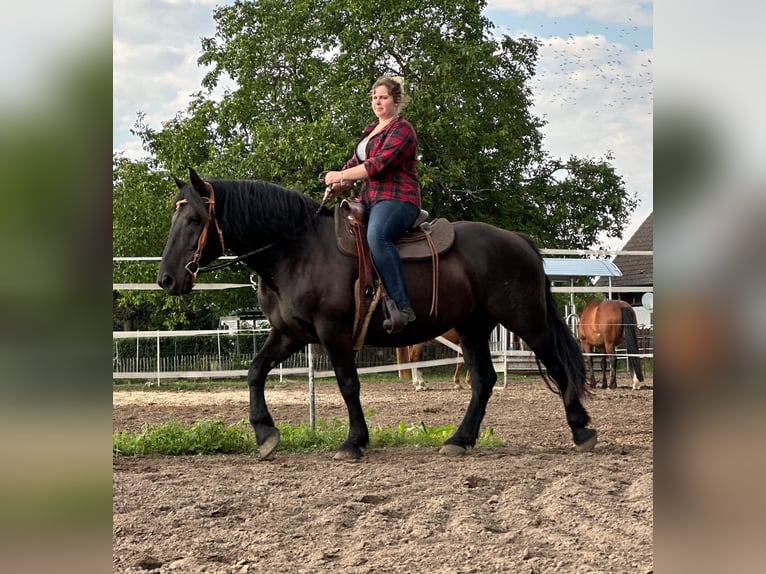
[175,180,279,281]
[175,181,225,283]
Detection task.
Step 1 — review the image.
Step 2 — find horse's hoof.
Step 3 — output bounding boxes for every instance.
[439,444,467,457]
[333,448,363,461]
[259,429,281,459]
[574,429,598,452]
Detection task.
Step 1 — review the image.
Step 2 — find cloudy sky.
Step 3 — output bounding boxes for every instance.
[113,0,653,249]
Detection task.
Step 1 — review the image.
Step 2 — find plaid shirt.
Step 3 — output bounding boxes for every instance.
[343,117,421,209]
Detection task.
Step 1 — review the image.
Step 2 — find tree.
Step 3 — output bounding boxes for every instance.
[112,153,171,268]
[132,0,637,247]
[116,0,641,328]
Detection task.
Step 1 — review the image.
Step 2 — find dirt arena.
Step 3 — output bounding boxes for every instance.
[113,374,653,573]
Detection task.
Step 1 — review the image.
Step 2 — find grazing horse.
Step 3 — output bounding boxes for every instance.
[157,168,596,459]
[577,299,645,390]
[396,328,470,391]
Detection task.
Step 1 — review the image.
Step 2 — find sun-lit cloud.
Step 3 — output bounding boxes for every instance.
[113,0,231,159]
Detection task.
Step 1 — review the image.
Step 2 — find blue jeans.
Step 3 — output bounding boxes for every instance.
[367,199,420,309]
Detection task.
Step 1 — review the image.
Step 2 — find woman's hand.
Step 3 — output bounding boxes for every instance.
[324,170,344,186]
[323,171,352,199]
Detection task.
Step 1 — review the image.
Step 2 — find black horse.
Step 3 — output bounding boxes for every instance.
[158,168,596,459]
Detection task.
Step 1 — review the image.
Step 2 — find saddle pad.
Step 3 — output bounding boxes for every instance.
[334,205,456,261]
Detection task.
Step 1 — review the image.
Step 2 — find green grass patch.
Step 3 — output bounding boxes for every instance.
[113,418,257,456]
[113,417,504,456]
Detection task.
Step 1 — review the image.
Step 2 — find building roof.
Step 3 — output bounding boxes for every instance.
[596,212,653,287]
[543,258,622,279]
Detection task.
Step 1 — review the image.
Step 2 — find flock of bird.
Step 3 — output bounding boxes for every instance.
[517,18,653,117]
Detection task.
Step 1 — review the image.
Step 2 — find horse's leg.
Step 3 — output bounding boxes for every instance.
[445,330,465,390]
[452,362,463,390]
[456,362,471,390]
[606,343,618,389]
[411,345,427,391]
[620,309,645,390]
[598,349,608,389]
[515,290,596,451]
[582,342,596,388]
[440,328,496,456]
[413,366,426,391]
[324,346,369,460]
[531,335,596,450]
[396,347,410,380]
[247,330,305,458]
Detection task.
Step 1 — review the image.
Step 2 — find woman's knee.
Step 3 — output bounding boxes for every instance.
[366,223,394,249]
[367,234,394,258]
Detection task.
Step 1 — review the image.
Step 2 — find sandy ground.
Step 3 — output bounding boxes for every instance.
[113,375,653,573]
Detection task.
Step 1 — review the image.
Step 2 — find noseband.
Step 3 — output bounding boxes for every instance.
[175,181,225,283]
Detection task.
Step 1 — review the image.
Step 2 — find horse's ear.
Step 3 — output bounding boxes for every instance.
[172,175,186,190]
[187,167,210,198]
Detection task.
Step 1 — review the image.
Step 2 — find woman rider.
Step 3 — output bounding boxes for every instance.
[325,75,421,334]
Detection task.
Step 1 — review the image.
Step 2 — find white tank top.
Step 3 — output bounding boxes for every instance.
[356,138,368,161]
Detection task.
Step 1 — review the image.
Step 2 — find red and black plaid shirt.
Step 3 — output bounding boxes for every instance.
[343,116,421,209]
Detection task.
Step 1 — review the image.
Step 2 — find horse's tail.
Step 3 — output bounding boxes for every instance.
[621,307,644,382]
[535,275,590,404]
[513,232,588,404]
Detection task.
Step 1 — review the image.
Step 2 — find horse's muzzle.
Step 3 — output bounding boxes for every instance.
[157,272,191,295]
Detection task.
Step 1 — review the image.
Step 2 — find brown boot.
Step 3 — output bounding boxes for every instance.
[383,305,416,334]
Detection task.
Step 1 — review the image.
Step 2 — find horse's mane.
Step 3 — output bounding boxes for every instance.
[212,179,322,243]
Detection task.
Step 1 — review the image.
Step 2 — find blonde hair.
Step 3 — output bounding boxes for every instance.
[371,75,409,111]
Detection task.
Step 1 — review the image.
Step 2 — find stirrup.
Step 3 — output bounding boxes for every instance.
[383,306,416,334]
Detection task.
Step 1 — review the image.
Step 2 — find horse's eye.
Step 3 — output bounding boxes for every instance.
[184,211,202,224]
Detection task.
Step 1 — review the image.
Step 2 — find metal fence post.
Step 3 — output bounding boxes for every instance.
[307,344,316,430]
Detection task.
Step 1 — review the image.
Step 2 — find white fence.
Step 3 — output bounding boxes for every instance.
[112,324,653,386]
[113,248,653,384]
[112,327,513,384]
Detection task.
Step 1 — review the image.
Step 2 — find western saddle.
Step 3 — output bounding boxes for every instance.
[334,198,455,348]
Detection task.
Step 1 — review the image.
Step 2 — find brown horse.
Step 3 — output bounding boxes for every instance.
[157,169,596,459]
[578,299,645,390]
[396,328,470,391]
